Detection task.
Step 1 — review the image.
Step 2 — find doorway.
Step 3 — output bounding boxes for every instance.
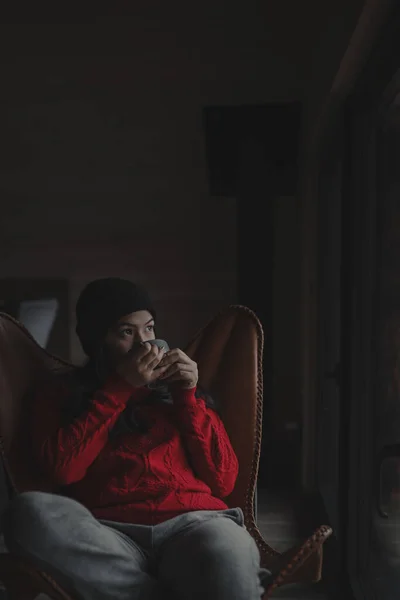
[341,8,400,597]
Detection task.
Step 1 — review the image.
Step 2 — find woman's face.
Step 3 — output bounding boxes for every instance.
[104,310,156,365]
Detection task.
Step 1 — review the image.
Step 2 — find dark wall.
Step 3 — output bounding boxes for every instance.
[0,3,367,474]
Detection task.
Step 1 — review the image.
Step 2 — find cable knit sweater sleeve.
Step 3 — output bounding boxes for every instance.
[172,387,239,498]
[31,374,148,486]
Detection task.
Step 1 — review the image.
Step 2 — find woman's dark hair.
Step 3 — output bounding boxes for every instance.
[61,348,219,436]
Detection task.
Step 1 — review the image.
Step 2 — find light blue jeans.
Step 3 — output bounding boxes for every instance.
[3,492,271,600]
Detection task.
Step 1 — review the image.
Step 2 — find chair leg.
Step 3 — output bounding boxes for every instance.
[262,525,332,597]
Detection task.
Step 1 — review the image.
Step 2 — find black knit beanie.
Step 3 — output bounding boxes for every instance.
[75,278,156,357]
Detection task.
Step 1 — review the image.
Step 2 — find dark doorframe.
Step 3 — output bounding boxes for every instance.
[236,136,275,489]
[202,102,301,489]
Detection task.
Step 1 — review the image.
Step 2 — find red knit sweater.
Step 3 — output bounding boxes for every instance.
[31,375,239,525]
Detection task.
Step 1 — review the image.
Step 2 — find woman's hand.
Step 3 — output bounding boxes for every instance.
[116,343,169,387]
[159,348,198,390]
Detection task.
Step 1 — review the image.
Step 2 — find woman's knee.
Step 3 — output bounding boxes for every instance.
[5,490,49,523]
[165,515,260,570]
[4,492,48,551]
[202,519,260,567]
[3,492,86,552]
[160,518,264,598]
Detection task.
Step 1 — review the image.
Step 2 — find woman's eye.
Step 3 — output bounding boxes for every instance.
[146,325,155,332]
[120,328,133,337]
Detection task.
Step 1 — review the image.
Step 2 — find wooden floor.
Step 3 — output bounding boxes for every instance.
[256,487,329,600]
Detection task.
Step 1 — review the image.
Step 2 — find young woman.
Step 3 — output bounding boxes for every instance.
[4,278,271,600]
